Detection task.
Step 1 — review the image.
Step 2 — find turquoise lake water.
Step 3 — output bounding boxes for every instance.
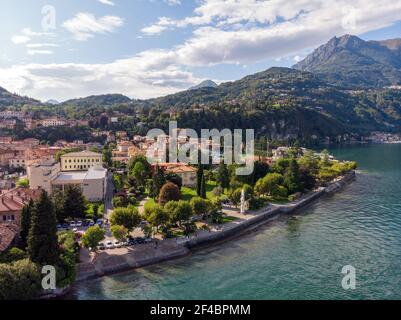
[69,144,401,300]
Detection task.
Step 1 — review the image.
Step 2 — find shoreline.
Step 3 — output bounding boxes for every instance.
[67,170,355,293]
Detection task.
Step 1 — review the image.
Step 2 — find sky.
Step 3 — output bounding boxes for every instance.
[1,0,401,102]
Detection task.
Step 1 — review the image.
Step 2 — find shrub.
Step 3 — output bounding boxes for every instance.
[0,259,41,300]
[190,197,209,215]
[159,182,181,206]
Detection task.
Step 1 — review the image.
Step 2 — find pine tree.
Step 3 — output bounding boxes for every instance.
[27,191,59,266]
[20,200,34,248]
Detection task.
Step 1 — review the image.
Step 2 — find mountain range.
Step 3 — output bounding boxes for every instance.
[1,34,401,142]
[293,34,401,88]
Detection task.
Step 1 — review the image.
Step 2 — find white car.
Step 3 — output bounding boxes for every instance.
[105,241,115,249]
[70,222,77,228]
[76,221,83,227]
[114,241,123,248]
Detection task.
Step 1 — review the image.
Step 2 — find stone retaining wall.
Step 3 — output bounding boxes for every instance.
[75,170,356,283]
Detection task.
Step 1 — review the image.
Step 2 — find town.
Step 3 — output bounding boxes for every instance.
[0,115,357,299]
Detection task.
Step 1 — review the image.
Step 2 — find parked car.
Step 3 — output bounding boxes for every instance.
[76,221,83,227]
[89,221,95,227]
[57,224,63,230]
[114,241,123,248]
[62,223,70,230]
[96,219,103,226]
[105,241,114,249]
[82,221,90,227]
[98,242,106,250]
[70,222,77,228]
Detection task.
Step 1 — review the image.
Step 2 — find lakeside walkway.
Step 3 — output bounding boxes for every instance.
[76,171,355,282]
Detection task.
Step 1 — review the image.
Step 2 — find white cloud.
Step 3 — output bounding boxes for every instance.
[0,50,202,101]
[142,0,401,66]
[164,0,181,5]
[26,43,59,48]
[11,35,31,45]
[27,50,54,56]
[142,24,168,35]
[4,0,401,101]
[98,0,115,5]
[63,13,124,41]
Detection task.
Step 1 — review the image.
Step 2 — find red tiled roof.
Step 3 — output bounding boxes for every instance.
[0,225,17,252]
[0,187,41,214]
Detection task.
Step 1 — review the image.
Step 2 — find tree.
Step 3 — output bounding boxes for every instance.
[158,182,181,206]
[111,225,129,242]
[52,190,65,223]
[253,161,270,184]
[81,225,105,251]
[169,201,193,226]
[229,188,242,208]
[20,200,34,248]
[152,164,166,199]
[196,164,204,196]
[17,178,29,188]
[190,197,209,216]
[0,259,41,300]
[145,204,169,232]
[218,163,229,190]
[200,174,207,199]
[284,158,301,194]
[63,185,86,219]
[110,206,141,232]
[165,173,183,190]
[128,155,152,177]
[102,145,113,167]
[27,191,59,265]
[131,162,147,186]
[254,173,284,197]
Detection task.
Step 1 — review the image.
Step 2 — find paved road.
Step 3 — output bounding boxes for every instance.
[104,171,115,238]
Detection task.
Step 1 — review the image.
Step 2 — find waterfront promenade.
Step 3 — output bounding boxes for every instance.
[76,171,355,282]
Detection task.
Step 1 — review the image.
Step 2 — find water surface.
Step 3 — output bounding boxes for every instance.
[69,144,401,300]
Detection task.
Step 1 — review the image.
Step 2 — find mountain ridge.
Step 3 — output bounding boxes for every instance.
[293,34,401,88]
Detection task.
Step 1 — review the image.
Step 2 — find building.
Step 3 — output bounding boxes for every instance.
[39,118,66,127]
[51,166,107,202]
[0,149,18,167]
[0,224,18,253]
[60,150,103,171]
[156,163,197,187]
[26,160,61,193]
[0,187,41,229]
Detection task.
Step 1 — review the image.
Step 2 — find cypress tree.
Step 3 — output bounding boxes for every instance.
[218,163,229,190]
[20,199,34,248]
[27,191,59,266]
[197,164,204,196]
[152,164,166,199]
[200,174,207,199]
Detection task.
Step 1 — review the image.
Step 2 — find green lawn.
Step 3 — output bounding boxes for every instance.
[145,181,218,207]
[221,215,239,224]
[182,181,218,201]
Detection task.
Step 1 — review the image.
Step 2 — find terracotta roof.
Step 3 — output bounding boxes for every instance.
[61,150,102,157]
[0,187,41,214]
[0,224,18,252]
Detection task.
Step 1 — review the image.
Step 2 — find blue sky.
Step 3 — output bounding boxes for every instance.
[1,0,401,102]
